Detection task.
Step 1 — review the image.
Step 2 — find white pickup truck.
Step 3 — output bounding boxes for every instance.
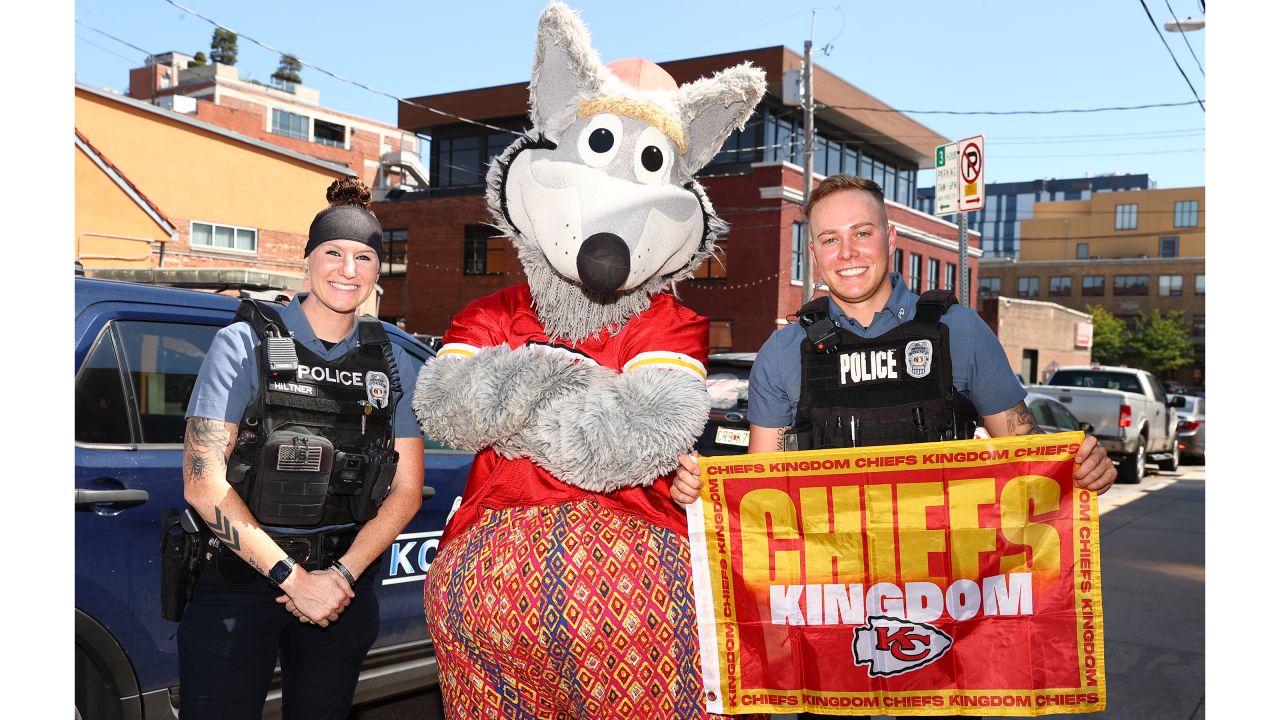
[1029,365,1180,483]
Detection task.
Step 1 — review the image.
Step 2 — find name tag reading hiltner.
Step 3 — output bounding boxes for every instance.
[838,349,898,385]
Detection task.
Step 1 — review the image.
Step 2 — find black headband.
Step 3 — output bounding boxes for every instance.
[305,204,384,258]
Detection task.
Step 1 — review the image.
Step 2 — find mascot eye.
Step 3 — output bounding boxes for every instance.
[633,126,673,185]
[577,113,623,168]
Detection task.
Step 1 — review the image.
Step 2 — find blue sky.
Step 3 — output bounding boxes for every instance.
[73,0,1206,190]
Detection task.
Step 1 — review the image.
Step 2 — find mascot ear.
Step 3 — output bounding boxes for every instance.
[530,2,608,142]
[678,63,767,177]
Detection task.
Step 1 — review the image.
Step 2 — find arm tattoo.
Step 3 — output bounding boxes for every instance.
[209,504,241,551]
[185,417,230,449]
[185,452,209,481]
[246,557,265,574]
[1006,402,1049,436]
[775,427,790,451]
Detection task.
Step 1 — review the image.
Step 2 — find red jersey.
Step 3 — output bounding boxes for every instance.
[435,284,709,546]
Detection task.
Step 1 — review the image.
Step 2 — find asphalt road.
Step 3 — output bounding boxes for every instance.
[355,463,1206,720]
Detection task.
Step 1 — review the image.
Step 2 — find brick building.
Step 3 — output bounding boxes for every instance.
[373,46,980,353]
[127,52,425,192]
[76,83,347,281]
[977,297,1093,384]
[977,187,1206,386]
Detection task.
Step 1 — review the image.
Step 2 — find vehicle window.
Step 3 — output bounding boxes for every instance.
[75,329,133,444]
[399,351,464,452]
[1146,373,1167,404]
[1050,370,1142,394]
[1048,401,1080,431]
[116,321,221,444]
[1028,399,1055,429]
[706,370,749,410]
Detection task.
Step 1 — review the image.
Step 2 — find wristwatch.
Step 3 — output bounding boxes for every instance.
[266,557,297,588]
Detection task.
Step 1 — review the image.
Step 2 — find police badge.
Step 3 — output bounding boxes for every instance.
[904,339,933,379]
[365,371,390,408]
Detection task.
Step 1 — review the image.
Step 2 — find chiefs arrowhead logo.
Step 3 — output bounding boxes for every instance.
[852,615,953,677]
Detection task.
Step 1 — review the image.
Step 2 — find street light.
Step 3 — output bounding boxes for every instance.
[1164,18,1205,32]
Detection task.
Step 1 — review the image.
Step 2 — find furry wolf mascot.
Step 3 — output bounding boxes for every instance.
[413,3,764,717]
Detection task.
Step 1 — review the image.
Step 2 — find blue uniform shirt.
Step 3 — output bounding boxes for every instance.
[748,273,1025,428]
[186,293,422,439]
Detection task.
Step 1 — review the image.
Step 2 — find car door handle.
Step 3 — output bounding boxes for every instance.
[422,485,436,500]
[75,488,150,509]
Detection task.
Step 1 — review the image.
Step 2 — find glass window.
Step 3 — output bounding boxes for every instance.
[1192,314,1205,339]
[1048,402,1081,432]
[1049,276,1072,297]
[1115,203,1138,230]
[709,320,733,354]
[313,119,346,148]
[928,259,939,290]
[1158,275,1183,297]
[909,253,921,292]
[1082,276,1105,296]
[116,321,222,444]
[271,109,309,141]
[1113,275,1150,296]
[693,238,727,279]
[1195,274,1205,295]
[1017,277,1040,298]
[382,229,408,276]
[978,277,1001,299]
[894,248,903,276]
[75,329,132,444]
[946,263,956,291]
[791,222,804,282]
[463,224,505,275]
[1159,236,1179,258]
[191,221,257,253]
[1076,243,1089,259]
[1029,400,1055,428]
[1174,200,1199,228]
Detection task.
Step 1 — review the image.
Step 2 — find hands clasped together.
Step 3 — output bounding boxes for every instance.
[275,567,356,627]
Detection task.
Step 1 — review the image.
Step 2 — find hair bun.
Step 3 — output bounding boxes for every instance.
[326,176,372,209]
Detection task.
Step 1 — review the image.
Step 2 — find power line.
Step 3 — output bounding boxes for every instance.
[819,100,1202,115]
[1137,0,1205,111]
[161,0,512,134]
[75,34,144,65]
[1162,0,1205,76]
[988,147,1203,159]
[75,18,152,58]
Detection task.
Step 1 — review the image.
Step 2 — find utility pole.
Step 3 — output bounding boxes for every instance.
[800,9,816,302]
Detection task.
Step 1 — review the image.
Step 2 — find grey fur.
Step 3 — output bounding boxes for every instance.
[412,344,612,454]
[518,367,712,492]
[678,65,768,179]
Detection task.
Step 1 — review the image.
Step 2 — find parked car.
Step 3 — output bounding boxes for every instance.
[1171,393,1206,464]
[1032,365,1180,484]
[75,277,472,719]
[1025,391,1093,435]
[696,353,754,456]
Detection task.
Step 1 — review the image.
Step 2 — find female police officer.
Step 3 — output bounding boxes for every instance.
[179,177,424,719]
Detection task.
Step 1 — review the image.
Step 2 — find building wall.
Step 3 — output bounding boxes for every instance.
[979,257,1205,385]
[1020,187,1205,261]
[75,145,172,268]
[76,87,341,273]
[979,297,1093,383]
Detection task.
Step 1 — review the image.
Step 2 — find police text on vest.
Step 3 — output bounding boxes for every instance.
[840,349,898,384]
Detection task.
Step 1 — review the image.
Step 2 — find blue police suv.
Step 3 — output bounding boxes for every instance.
[74,276,472,719]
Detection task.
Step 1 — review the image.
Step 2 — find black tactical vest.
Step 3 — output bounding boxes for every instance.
[227,300,401,527]
[786,290,983,451]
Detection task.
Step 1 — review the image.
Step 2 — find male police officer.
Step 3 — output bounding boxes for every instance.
[671,174,1115,718]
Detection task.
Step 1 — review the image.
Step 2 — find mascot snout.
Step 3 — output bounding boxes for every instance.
[576,232,630,294]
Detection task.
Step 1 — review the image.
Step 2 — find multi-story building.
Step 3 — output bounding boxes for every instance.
[76,82,347,280]
[126,52,425,192]
[916,173,1151,259]
[374,46,980,354]
[977,186,1205,386]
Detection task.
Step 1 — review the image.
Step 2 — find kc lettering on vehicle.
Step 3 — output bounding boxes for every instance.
[838,349,899,385]
[296,364,367,387]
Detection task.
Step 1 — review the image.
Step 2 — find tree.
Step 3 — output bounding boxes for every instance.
[1128,310,1196,374]
[272,53,303,85]
[189,51,207,68]
[210,28,238,66]
[1086,305,1127,366]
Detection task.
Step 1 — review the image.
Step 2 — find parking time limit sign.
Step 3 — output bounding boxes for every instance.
[933,135,985,215]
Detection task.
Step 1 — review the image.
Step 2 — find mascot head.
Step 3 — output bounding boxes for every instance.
[487,1,766,341]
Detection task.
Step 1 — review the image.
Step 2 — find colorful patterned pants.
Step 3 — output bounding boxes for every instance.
[425,500,731,719]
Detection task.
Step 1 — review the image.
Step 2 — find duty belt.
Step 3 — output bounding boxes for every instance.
[212,525,360,580]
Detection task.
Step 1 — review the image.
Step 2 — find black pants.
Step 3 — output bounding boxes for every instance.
[177,562,379,720]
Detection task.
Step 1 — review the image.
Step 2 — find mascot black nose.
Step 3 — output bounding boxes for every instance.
[576,233,631,295]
